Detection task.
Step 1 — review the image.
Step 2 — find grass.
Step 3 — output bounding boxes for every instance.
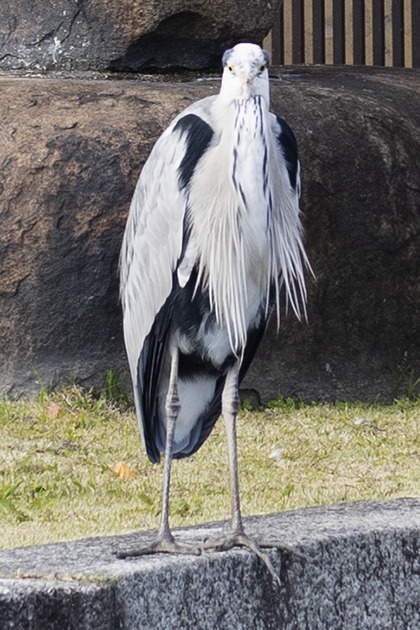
[0,385,419,550]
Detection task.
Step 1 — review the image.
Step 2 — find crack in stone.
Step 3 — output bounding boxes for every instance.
[30,24,64,47]
[61,5,84,44]
[0,53,20,61]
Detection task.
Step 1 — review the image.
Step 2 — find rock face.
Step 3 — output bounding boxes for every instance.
[0,1,280,72]
[0,66,419,402]
[254,66,420,402]
[0,76,204,395]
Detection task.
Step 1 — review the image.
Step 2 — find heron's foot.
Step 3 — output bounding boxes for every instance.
[202,533,310,586]
[116,534,202,559]
[201,533,284,586]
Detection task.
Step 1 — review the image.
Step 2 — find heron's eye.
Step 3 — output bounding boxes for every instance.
[259,64,266,72]
[228,65,233,72]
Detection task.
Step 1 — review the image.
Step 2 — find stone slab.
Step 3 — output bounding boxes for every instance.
[0,499,419,629]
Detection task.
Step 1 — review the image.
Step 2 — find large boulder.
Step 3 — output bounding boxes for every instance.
[0,1,280,72]
[0,66,419,402]
[256,66,420,401]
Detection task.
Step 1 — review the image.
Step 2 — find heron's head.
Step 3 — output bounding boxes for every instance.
[220,43,270,103]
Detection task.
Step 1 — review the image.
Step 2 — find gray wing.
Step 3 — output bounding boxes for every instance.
[120,126,187,389]
[119,97,216,448]
[268,113,312,320]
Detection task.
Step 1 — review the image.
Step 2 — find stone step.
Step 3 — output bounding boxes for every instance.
[0,499,418,629]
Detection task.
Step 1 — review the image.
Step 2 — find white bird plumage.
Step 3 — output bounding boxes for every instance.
[118,43,312,578]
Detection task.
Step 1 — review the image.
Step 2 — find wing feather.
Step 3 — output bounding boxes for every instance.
[119,127,189,424]
[272,115,300,193]
[267,113,313,322]
[120,105,215,458]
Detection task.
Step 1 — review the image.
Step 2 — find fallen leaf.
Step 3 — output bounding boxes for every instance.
[114,461,136,480]
[47,402,61,419]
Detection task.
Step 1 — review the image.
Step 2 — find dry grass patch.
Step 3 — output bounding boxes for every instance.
[0,386,418,550]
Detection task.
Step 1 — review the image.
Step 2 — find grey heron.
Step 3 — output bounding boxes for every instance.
[119,43,311,580]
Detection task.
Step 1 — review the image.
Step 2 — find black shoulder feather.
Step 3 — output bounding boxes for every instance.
[275,116,299,191]
[174,114,214,189]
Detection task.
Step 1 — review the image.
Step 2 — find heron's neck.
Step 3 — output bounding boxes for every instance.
[218,72,270,107]
[212,94,270,155]
[214,87,269,118]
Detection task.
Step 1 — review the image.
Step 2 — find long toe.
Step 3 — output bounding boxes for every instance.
[116,536,202,559]
[201,533,282,586]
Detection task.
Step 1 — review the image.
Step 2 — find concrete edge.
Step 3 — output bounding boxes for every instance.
[0,498,419,629]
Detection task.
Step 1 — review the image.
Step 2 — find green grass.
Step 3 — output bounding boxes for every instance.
[0,386,419,550]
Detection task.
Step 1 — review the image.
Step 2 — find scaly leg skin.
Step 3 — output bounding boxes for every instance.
[117,349,201,559]
[201,362,301,586]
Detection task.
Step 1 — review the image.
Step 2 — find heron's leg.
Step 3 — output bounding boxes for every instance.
[222,361,244,535]
[116,348,200,558]
[201,361,299,585]
[157,347,181,542]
